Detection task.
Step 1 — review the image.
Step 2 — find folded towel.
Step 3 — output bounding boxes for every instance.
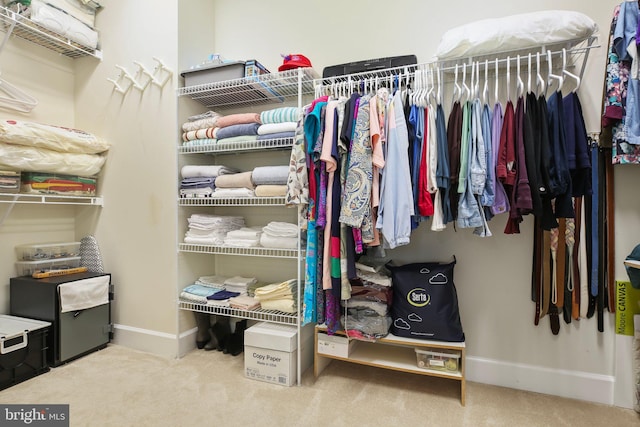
[180,291,208,304]
[187,110,221,122]
[182,138,216,147]
[215,123,260,140]
[256,131,295,141]
[259,298,297,313]
[196,275,229,288]
[207,290,241,300]
[182,127,217,142]
[225,227,263,239]
[182,284,220,297]
[259,233,298,249]
[229,295,261,310]
[181,165,239,178]
[214,171,254,189]
[180,177,215,189]
[212,188,255,198]
[216,135,258,145]
[182,115,220,132]
[216,113,261,128]
[58,275,110,313]
[260,107,300,124]
[257,122,297,135]
[262,221,298,236]
[252,165,289,185]
[254,185,287,197]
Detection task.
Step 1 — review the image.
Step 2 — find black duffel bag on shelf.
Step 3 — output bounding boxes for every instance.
[387,257,465,342]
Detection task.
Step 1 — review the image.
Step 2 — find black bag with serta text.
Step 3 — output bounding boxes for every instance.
[387,257,464,342]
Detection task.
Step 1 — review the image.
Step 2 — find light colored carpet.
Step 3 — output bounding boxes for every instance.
[1,344,637,427]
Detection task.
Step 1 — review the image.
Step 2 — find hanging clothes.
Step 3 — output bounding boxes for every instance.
[436,103,453,224]
[447,100,463,222]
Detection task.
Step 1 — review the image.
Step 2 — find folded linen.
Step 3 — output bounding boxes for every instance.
[254,185,287,197]
[196,275,229,288]
[259,233,298,249]
[254,279,296,299]
[256,131,295,141]
[182,284,220,297]
[225,227,263,240]
[229,295,261,310]
[215,113,261,129]
[180,177,215,189]
[207,290,241,300]
[181,165,239,178]
[180,188,214,198]
[180,292,208,304]
[224,276,258,287]
[262,221,298,237]
[257,122,297,135]
[182,115,220,132]
[260,107,300,124]
[212,188,255,198]
[214,171,254,189]
[187,110,221,122]
[251,165,289,185]
[215,123,260,140]
[187,213,244,226]
[181,138,216,147]
[182,127,217,142]
[259,299,296,313]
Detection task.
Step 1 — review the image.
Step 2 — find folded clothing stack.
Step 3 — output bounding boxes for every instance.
[260,221,298,249]
[223,276,257,295]
[213,171,255,198]
[180,284,221,304]
[229,294,261,310]
[194,274,228,291]
[252,165,289,197]
[257,107,300,141]
[254,279,298,313]
[180,164,240,198]
[184,214,244,245]
[223,227,263,247]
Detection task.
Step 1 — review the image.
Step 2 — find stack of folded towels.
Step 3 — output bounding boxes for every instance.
[260,221,299,249]
[252,165,290,197]
[180,164,239,198]
[257,107,300,141]
[213,170,255,198]
[223,276,256,295]
[184,214,244,245]
[180,274,229,303]
[181,111,222,147]
[254,279,299,313]
[223,227,263,247]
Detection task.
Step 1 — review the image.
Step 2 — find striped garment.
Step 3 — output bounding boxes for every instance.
[260,107,301,124]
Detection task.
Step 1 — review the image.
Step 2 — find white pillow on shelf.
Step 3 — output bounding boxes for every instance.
[434,10,599,60]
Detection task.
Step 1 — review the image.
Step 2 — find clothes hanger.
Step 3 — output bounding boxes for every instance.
[453,64,461,104]
[516,55,524,98]
[436,64,442,105]
[506,56,511,102]
[0,74,38,113]
[494,57,499,105]
[561,48,581,92]
[527,53,532,94]
[547,50,563,94]
[536,52,545,95]
[462,63,470,102]
[483,59,489,105]
[470,61,476,100]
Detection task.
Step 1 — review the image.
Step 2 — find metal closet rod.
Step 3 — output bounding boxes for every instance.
[316,40,599,88]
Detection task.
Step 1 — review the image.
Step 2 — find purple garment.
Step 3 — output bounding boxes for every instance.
[490,103,509,216]
[513,96,533,215]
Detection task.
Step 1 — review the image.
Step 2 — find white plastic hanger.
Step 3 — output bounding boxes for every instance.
[453,64,461,104]
[536,52,545,96]
[0,74,38,113]
[527,53,532,94]
[561,48,581,92]
[494,58,499,105]
[483,60,489,105]
[506,56,511,102]
[462,63,470,102]
[436,64,442,106]
[547,50,564,93]
[516,55,524,98]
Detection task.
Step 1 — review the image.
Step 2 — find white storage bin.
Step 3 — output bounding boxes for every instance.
[15,257,81,277]
[15,242,81,261]
[415,348,461,372]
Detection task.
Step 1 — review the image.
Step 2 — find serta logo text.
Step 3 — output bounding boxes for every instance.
[407,288,430,307]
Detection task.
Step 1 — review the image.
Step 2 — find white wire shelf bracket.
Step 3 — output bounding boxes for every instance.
[178,137,294,155]
[179,243,304,259]
[178,67,318,109]
[0,5,101,59]
[0,192,104,206]
[179,300,299,326]
[178,196,287,207]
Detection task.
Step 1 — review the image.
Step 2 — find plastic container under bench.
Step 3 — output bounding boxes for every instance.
[0,315,51,390]
[16,242,81,261]
[415,348,461,373]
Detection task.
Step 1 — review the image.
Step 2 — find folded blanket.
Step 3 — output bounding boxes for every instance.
[259,298,296,313]
[216,113,261,129]
[180,177,215,189]
[229,295,261,310]
[215,123,260,140]
[214,171,254,189]
[262,221,298,237]
[182,284,220,297]
[254,279,296,299]
[252,165,289,185]
[257,122,297,135]
[181,165,239,178]
[216,135,258,145]
[0,142,105,176]
[182,115,220,132]
[182,127,217,142]
[259,233,298,249]
[260,107,300,124]
[256,131,295,141]
[254,185,287,197]
[212,188,255,198]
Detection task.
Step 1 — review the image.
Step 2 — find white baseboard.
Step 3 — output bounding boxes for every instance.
[111,324,181,359]
[466,356,615,405]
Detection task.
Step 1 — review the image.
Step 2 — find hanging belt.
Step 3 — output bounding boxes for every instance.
[533,217,543,326]
[549,226,560,335]
[572,196,582,320]
[541,230,552,319]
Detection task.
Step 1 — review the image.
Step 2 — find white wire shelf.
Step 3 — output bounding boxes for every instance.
[178,67,318,109]
[178,196,286,207]
[179,243,303,259]
[0,192,104,206]
[178,137,294,155]
[179,300,299,325]
[0,5,101,59]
